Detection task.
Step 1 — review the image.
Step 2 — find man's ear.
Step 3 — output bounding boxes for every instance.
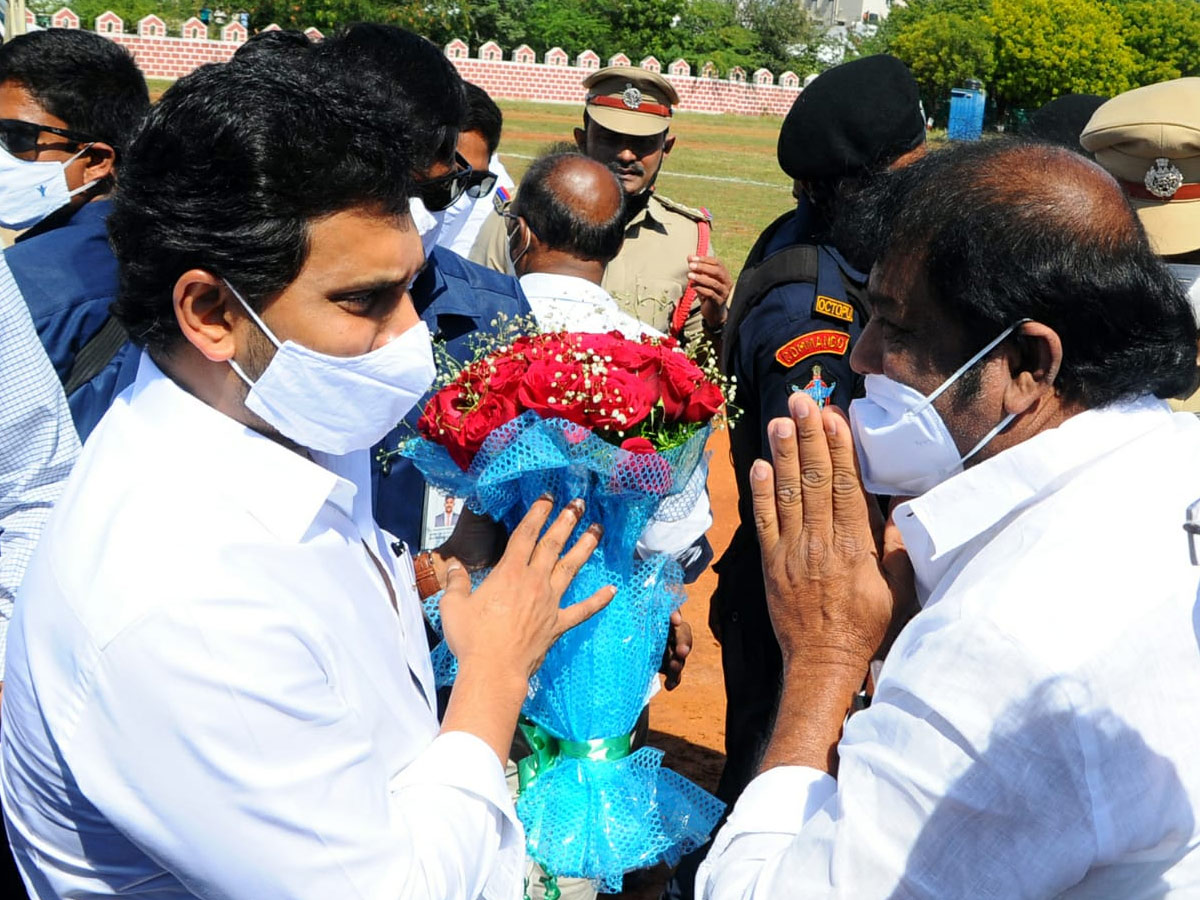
[80,142,116,187]
[173,269,239,363]
[662,134,676,157]
[1003,321,1063,416]
[573,127,587,153]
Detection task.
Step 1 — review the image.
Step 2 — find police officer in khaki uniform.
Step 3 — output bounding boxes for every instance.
[470,66,732,347]
[1082,78,1200,412]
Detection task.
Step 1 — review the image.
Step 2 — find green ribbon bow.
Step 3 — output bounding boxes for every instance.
[516,718,634,792]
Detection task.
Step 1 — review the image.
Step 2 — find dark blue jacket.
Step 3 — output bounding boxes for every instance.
[11,199,138,441]
[371,245,530,546]
[722,203,868,585]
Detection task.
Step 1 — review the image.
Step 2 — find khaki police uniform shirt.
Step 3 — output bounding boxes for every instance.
[469,191,713,346]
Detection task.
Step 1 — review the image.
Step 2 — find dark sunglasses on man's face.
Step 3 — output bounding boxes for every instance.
[416,152,474,212]
[465,167,498,200]
[0,119,95,157]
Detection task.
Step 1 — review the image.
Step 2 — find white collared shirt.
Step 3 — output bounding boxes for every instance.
[699,398,1200,898]
[437,154,516,259]
[519,271,658,339]
[1,354,523,900]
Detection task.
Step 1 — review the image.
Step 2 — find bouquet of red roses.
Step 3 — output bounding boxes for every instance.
[403,330,726,893]
[418,330,724,469]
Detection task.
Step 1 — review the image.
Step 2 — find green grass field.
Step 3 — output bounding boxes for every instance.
[496,100,792,279]
[145,84,792,276]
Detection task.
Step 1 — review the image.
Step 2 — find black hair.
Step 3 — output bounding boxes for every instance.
[230,28,312,63]
[108,53,415,355]
[315,24,465,174]
[462,82,502,157]
[0,28,148,154]
[512,152,626,263]
[861,140,1198,408]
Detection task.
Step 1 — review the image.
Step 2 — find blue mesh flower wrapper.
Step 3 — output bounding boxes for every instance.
[403,412,724,891]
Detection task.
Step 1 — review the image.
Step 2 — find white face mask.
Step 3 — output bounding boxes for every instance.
[433,189,475,248]
[409,197,446,261]
[849,320,1027,497]
[1168,263,1200,325]
[0,143,96,230]
[225,280,436,456]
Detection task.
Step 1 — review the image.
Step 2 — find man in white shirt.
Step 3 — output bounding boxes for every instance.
[437,82,517,260]
[507,151,712,575]
[698,140,1200,896]
[1,50,611,900]
[507,151,654,339]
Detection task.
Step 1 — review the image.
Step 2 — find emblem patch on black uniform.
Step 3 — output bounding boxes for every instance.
[789,364,836,408]
[813,294,854,324]
[775,329,849,367]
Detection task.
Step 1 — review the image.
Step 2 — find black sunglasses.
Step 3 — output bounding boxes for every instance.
[416,152,474,212]
[465,167,498,200]
[0,118,95,157]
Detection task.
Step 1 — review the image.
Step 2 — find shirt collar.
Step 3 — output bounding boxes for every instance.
[518,272,616,307]
[126,352,356,543]
[895,396,1176,585]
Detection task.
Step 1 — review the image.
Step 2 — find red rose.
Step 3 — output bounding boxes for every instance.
[586,368,656,432]
[461,391,519,460]
[419,380,521,471]
[620,436,656,453]
[418,384,475,469]
[682,379,725,423]
[518,358,589,424]
[473,354,526,399]
[658,353,703,421]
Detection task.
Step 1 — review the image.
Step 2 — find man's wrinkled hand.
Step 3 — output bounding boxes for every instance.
[751,392,914,674]
[660,610,693,690]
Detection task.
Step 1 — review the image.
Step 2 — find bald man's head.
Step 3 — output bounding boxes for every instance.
[864,140,1196,408]
[512,151,626,264]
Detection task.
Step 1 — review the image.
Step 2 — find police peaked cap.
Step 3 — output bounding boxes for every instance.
[778,55,926,181]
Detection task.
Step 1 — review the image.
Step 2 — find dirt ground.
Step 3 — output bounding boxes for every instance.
[616,428,739,899]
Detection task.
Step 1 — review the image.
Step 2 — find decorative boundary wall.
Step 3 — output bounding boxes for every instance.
[48,9,803,116]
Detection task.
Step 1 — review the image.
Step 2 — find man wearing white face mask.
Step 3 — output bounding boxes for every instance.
[0,29,148,440]
[1,52,613,900]
[1082,78,1200,413]
[698,142,1200,897]
[308,25,533,555]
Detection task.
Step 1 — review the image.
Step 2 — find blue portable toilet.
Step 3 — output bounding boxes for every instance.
[948,79,986,141]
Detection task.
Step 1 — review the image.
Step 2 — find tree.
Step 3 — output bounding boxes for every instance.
[466,0,533,50]
[741,0,828,75]
[248,0,467,43]
[520,0,611,57]
[986,0,1134,108]
[662,0,757,74]
[600,0,685,65]
[889,12,995,104]
[1107,0,1200,85]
